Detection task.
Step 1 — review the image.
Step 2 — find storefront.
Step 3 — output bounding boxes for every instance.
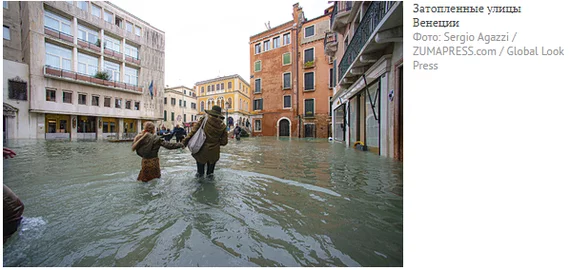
[45,114,71,140]
[77,116,97,140]
[101,117,118,140]
[123,118,137,139]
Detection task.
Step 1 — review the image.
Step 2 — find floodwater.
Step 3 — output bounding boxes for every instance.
[3,137,403,267]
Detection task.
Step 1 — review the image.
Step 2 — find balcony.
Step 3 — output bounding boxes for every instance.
[77,38,101,53]
[44,26,74,43]
[304,111,315,118]
[330,1,353,33]
[44,65,143,93]
[125,54,141,65]
[104,46,123,60]
[337,1,402,87]
[303,60,315,69]
[324,31,338,57]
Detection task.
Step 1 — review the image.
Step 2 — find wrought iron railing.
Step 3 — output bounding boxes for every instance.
[338,1,396,82]
[330,1,353,28]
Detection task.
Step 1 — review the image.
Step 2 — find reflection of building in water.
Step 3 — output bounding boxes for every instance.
[3,1,165,141]
[328,1,404,161]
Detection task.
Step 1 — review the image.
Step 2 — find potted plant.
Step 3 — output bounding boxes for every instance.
[92,71,110,85]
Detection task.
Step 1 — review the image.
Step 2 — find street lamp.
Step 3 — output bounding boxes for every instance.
[225,101,230,131]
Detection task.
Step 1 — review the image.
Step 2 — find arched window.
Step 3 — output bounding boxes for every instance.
[200,101,204,112]
[227,98,232,109]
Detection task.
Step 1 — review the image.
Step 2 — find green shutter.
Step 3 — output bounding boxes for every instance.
[255,61,261,72]
[283,52,290,65]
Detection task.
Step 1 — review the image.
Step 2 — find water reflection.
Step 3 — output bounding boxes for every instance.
[3,138,402,267]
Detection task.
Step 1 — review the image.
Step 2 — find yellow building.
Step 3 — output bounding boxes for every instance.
[195,75,251,128]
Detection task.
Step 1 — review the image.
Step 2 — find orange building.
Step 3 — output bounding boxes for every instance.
[249,3,334,138]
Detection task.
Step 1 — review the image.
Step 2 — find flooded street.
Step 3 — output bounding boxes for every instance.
[3,137,403,267]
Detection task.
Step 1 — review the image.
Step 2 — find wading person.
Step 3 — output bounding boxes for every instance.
[132,122,184,182]
[3,148,24,243]
[182,105,228,178]
[233,124,242,141]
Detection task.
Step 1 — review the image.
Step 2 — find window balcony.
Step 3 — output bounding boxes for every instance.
[44,65,142,93]
[104,46,123,60]
[304,112,315,118]
[44,26,74,43]
[330,1,353,33]
[337,1,401,88]
[303,60,315,69]
[77,38,101,53]
[125,54,141,65]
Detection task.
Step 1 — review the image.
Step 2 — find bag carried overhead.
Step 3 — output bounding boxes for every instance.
[187,114,208,154]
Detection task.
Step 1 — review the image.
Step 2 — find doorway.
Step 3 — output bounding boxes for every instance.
[278,119,290,136]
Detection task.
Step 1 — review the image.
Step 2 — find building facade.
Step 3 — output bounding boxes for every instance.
[248,3,334,138]
[3,1,165,141]
[195,75,251,129]
[159,85,197,131]
[327,1,403,160]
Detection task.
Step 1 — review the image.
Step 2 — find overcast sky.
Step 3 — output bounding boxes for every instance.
[111,0,333,88]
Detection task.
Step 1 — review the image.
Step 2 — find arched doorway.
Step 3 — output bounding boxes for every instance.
[278,118,290,136]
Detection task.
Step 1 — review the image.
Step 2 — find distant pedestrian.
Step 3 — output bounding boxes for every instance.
[182,105,228,178]
[132,122,184,182]
[234,124,242,141]
[174,125,186,143]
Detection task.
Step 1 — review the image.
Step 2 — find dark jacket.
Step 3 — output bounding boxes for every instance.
[4,184,24,243]
[183,114,228,163]
[132,133,183,159]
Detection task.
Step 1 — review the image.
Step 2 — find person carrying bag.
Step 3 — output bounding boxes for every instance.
[182,105,228,178]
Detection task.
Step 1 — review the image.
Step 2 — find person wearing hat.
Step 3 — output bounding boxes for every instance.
[182,105,228,178]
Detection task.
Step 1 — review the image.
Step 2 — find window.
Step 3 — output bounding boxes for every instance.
[191,102,196,109]
[104,61,120,81]
[273,36,280,48]
[201,86,204,93]
[164,97,167,104]
[304,25,315,38]
[263,40,270,51]
[3,25,9,40]
[104,35,121,51]
[124,66,138,86]
[3,1,8,9]
[91,4,101,18]
[284,95,291,108]
[44,11,71,35]
[78,93,87,105]
[207,85,211,92]
[254,119,262,132]
[104,10,113,23]
[125,43,138,59]
[283,32,291,45]
[77,53,99,76]
[228,82,232,89]
[63,91,73,103]
[254,60,261,72]
[305,99,315,116]
[135,26,141,36]
[184,100,187,107]
[200,101,204,112]
[282,52,291,65]
[221,83,224,90]
[184,114,186,122]
[126,100,132,109]
[104,97,111,107]
[255,43,261,54]
[45,43,72,71]
[78,25,98,44]
[7,79,27,100]
[46,89,56,102]
[216,84,220,91]
[254,79,261,93]
[253,98,263,110]
[304,72,315,90]
[329,68,334,88]
[283,73,291,89]
[171,98,176,105]
[77,1,88,11]
[126,21,133,33]
[115,17,123,28]
[163,110,167,121]
[115,98,122,108]
[92,95,99,106]
[171,112,174,121]
[304,48,314,63]
[134,101,140,110]
[179,99,182,107]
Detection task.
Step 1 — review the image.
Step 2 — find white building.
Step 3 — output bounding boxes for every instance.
[327,1,403,160]
[3,1,165,141]
[159,85,198,132]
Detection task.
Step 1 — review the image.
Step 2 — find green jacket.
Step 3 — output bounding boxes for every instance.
[132,133,183,159]
[183,114,228,163]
